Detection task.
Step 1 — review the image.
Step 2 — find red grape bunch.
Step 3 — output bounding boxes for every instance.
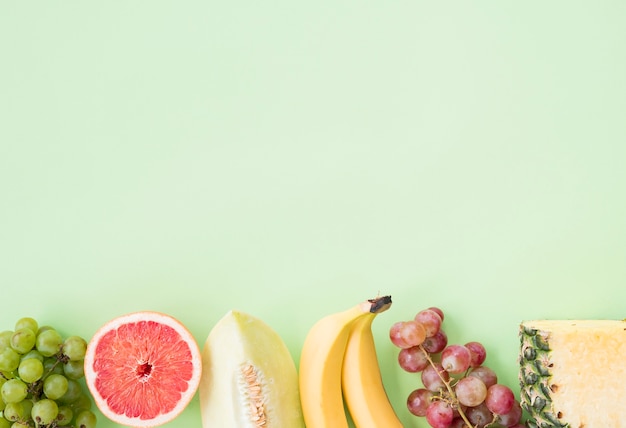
[389,307,524,428]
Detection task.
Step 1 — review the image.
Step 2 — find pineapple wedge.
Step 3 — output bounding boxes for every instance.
[519,319,626,428]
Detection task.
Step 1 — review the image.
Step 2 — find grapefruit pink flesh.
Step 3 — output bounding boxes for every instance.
[84,312,202,427]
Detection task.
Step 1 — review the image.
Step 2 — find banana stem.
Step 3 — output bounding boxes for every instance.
[419,345,474,428]
[365,295,393,314]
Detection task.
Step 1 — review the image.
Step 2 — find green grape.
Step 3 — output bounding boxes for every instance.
[0,381,5,411]
[20,398,33,416]
[59,379,82,404]
[0,418,9,428]
[1,379,28,403]
[20,349,44,362]
[43,357,64,376]
[71,393,92,412]
[36,329,63,357]
[17,358,44,383]
[1,370,15,379]
[3,402,21,421]
[63,359,85,379]
[31,398,59,425]
[10,328,36,354]
[0,348,20,372]
[61,336,87,361]
[56,405,74,426]
[43,373,69,400]
[74,409,97,428]
[36,325,54,334]
[0,331,12,351]
[10,422,29,428]
[3,399,32,422]
[14,318,38,335]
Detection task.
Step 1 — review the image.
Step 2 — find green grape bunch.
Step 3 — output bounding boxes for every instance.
[0,317,97,428]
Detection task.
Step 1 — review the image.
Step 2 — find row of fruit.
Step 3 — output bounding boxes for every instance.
[2,296,621,427]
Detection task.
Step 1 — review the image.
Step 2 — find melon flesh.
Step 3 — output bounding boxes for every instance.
[519,319,626,428]
[199,310,305,428]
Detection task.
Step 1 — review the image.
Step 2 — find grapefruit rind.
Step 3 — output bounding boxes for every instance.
[84,311,202,428]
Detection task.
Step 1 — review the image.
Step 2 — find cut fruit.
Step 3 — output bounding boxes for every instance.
[519,319,626,428]
[199,310,304,427]
[84,311,202,427]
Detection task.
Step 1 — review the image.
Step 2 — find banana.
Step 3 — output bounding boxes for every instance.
[342,312,403,428]
[298,296,393,428]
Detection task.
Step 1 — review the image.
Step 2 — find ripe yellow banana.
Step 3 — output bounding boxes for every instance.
[299,296,393,428]
[342,313,403,428]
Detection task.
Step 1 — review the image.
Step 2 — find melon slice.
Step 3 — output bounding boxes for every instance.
[519,319,626,428]
[199,310,305,428]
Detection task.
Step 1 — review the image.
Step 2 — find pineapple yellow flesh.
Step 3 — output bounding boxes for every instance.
[520,319,626,428]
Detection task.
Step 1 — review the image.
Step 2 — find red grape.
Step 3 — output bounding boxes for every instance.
[428,306,445,322]
[407,388,433,417]
[441,345,471,374]
[414,309,442,337]
[426,400,454,428]
[464,341,486,368]
[465,402,492,428]
[422,330,448,354]
[497,399,522,427]
[389,321,426,348]
[448,417,466,428]
[467,366,498,388]
[485,384,515,415]
[398,346,429,372]
[421,362,449,392]
[389,321,408,348]
[454,376,487,407]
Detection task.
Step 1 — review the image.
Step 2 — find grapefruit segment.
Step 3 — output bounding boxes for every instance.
[84,311,201,427]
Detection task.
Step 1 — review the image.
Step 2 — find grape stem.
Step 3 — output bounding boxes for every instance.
[418,345,474,428]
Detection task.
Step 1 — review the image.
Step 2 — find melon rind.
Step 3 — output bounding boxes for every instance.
[199,310,305,428]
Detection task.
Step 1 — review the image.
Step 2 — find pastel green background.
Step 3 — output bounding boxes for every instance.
[1,2,625,427]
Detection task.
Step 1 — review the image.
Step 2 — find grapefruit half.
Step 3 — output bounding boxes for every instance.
[84,311,202,427]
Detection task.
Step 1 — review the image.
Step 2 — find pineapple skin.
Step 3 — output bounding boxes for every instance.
[519,320,626,428]
[519,324,568,428]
